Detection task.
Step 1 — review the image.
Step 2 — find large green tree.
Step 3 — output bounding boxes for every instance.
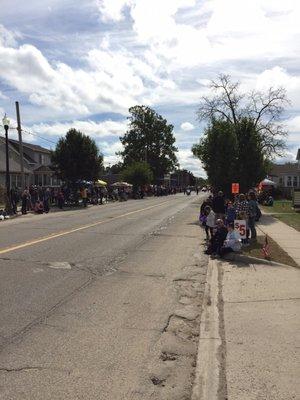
[119,105,178,182]
[196,74,289,157]
[192,118,270,194]
[235,118,270,192]
[192,119,238,193]
[192,75,289,193]
[121,161,153,188]
[51,129,103,184]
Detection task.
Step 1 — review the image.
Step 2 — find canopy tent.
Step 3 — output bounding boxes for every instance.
[111,181,133,188]
[260,178,277,186]
[95,179,107,187]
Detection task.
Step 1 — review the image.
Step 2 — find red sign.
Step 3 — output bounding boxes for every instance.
[231,183,239,194]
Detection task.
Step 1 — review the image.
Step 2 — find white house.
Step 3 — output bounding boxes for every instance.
[269,149,300,197]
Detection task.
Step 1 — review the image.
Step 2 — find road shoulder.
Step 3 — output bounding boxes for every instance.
[193,258,300,400]
[222,260,300,399]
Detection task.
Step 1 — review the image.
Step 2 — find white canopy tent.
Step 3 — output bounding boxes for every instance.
[260,178,277,186]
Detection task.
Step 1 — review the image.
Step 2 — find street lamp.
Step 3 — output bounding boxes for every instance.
[2,114,11,213]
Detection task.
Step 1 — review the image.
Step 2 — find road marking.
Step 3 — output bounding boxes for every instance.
[0,200,170,255]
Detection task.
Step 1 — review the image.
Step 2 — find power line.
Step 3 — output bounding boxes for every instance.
[0,124,56,145]
[22,129,57,145]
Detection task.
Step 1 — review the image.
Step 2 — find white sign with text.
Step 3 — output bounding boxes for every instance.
[234,220,247,239]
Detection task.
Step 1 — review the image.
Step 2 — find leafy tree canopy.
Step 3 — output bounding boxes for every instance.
[192,118,270,194]
[121,161,153,188]
[192,74,289,194]
[105,162,124,175]
[119,105,178,182]
[197,74,289,158]
[51,129,103,184]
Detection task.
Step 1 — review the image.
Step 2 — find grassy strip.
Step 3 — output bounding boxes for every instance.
[262,200,300,232]
[242,235,298,268]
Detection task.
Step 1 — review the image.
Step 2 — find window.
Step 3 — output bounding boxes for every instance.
[279,177,283,185]
[293,176,298,187]
[287,176,292,187]
[39,154,44,164]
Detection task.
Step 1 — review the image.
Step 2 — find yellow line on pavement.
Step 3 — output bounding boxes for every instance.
[0,200,171,255]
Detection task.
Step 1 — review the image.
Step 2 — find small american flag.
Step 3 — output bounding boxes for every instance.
[262,235,270,258]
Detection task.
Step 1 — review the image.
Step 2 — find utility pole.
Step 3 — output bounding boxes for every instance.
[15,101,25,190]
[2,114,12,214]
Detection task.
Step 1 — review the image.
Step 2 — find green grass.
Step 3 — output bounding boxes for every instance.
[262,200,300,232]
[242,235,298,267]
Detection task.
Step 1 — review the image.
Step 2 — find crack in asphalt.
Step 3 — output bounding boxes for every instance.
[162,314,174,333]
[0,273,95,353]
[0,202,189,353]
[0,366,45,372]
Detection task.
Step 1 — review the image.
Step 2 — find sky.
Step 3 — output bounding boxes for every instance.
[0,0,299,177]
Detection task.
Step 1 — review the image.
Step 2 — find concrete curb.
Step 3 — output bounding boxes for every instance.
[223,252,298,269]
[192,259,221,400]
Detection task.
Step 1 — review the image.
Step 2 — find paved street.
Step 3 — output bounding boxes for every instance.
[0,194,207,400]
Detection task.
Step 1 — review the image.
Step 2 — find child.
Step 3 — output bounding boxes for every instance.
[219,223,241,257]
[225,201,236,225]
[205,206,215,240]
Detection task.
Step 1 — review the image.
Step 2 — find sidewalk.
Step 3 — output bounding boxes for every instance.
[257,213,300,267]
[193,259,300,400]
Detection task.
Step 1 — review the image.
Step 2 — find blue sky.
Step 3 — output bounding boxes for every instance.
[0,0,299,177]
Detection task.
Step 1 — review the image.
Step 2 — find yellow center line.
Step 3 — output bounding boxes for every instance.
[0,200,171,255]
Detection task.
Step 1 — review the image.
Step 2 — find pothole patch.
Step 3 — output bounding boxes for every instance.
[47,262,72,270]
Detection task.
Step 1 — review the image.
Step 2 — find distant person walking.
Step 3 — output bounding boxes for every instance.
[81,187,88,207]
[43,187,51,213]
[57,190,64,209]
[21,188,30,215]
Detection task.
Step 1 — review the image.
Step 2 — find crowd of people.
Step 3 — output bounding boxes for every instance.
[9,185,126,215]
[199,190,261,258]
[2,183,188,218]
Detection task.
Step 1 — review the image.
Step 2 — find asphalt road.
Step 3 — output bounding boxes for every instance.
[0,193,208,399]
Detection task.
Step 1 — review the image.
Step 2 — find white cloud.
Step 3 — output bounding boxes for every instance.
[285,115,300,133]
[177,149,206,177]
[101,141,123,166]
[0,91,8,100]
[29,119,128,139]
[0,24,19,47]
[114,0,300,70]
[96,0,133,21]
[1,1,300,172]
[180,122,194,131]
[0,43,147,118]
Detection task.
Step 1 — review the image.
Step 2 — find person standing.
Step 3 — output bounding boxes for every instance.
[205,206,216,240]
[44,187,51,213]
[81,187,88,207]
[10,188,19,214]
[225,201,236,225]
[247,192,257,241]
[212,191,225,219]
[21,188,29,215]
[57,189,64,209]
